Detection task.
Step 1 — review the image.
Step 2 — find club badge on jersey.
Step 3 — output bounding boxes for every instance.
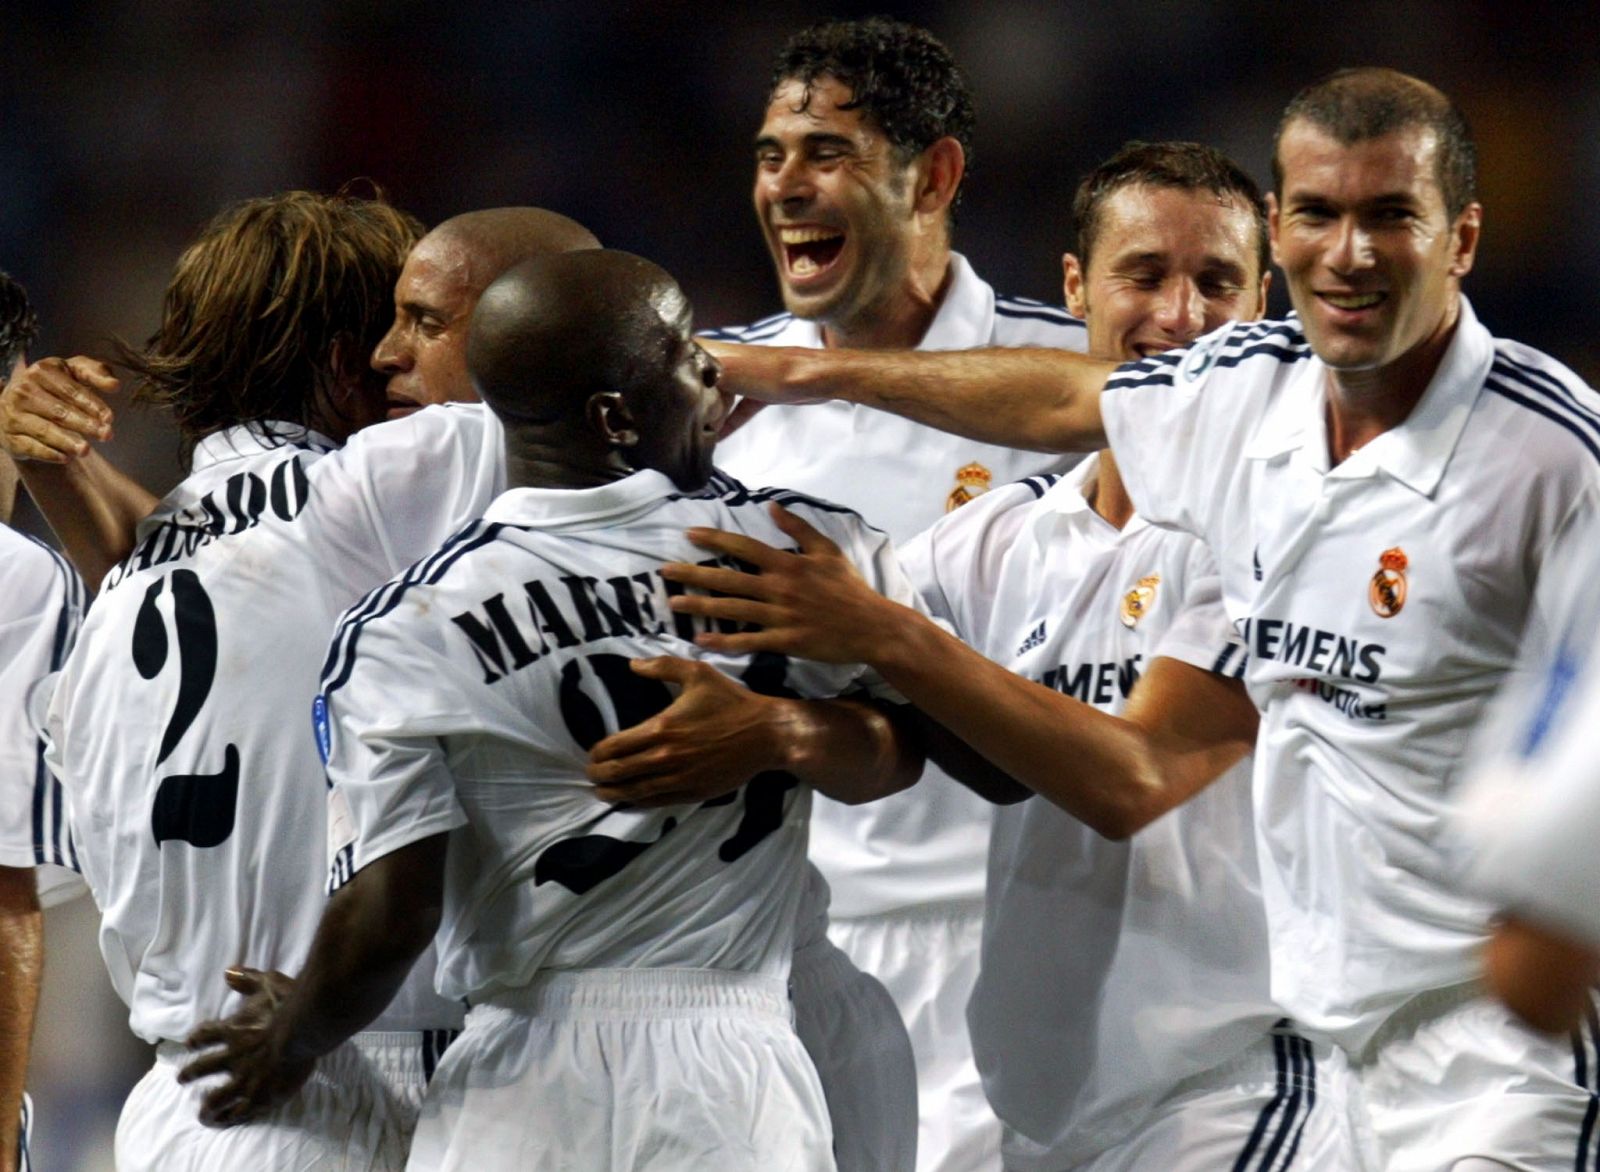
[1369,547,1409,619]
[946,461,993,512]
[1119,574,1161,629]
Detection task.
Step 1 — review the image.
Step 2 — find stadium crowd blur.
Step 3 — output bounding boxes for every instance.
[5,1,1598,1168]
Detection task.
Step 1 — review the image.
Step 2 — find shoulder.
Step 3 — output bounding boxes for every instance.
[991,293,1088,349]
[0,527,83,617]
[698,469,874,528]
[1106,318,1311,392]
[699,312,796,345]
[1479,338,1600,475]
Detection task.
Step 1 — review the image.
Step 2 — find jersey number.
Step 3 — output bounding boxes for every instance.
[132,570,239,848]
[533,652,799,895]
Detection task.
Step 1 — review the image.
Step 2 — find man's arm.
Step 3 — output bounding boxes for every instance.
[0,867,40,1172]
[2,358,159,586]
[702,341,1117,454]
[178,833,446,1126]
[660,505,1256,839]
[586,656,922,807]
[1484,915,1600,1034]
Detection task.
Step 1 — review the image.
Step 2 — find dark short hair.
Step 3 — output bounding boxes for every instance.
[0,270,39,372]
[1073,141,1269,278]
[769,17,975,211]
[1273,67,1477,218]
[120,189,423,461]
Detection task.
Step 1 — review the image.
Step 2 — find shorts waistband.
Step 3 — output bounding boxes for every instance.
[478,968,791,1020]
[156,1027,449,1065]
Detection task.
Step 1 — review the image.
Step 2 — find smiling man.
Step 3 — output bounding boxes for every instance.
[706,68,1600,1171]
[710,21,1087,1170]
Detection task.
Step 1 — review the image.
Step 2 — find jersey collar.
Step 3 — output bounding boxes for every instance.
[483,468,680,531]
[1243,296,1492,497]
[1026,453,1150,553]
[743,252,989,353]
[190,422,338,473]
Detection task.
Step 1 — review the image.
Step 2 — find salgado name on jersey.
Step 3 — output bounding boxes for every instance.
[1233,616,1386,685]
[1040,653,1143,705]
[450,550,788,687]
[104,455,313,592]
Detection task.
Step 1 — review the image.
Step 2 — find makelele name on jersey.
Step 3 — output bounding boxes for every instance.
[104,456,312,592]
[1235,615,1389,721]
[450,550,785,686]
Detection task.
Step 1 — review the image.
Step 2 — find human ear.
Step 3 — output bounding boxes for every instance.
[588,391,640,447]
[915,137,965,216]
[1061,253,1088,318]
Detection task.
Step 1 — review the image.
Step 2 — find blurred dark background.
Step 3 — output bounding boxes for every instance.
[9,2,1598,1166]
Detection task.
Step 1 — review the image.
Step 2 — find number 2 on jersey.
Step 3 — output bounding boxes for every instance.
[132,569,239,848]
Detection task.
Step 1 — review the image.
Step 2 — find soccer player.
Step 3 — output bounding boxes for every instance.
[704,68,1600,1170]
[178,249,925,1172]
[642,141,1346,1171]
[709,20,1087,1167]
[0,271,84,1172]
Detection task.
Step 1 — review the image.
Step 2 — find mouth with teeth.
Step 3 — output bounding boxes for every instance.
[778,226,846,283]
[1319,291,1386,312]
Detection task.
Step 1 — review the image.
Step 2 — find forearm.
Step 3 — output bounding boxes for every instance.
[781,345,1114,453]
[779,697,923,805]
[274,837,444,1062]
[1485,914,1600,1034]
[869,608,1186,838]
[19,453,159,588]
[0,869,42,1162]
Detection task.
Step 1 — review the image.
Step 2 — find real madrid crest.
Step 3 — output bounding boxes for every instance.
[946,461,993,512]
[1369,547,1408,618]
[1120,574,1160,629]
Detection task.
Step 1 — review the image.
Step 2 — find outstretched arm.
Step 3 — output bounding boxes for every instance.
[2,357,160,587]
[701,341,1118,454]
[587,656,923,807]
[178,833,447,1126]
[662,505,1256,839]
[1485,915,1600,1034]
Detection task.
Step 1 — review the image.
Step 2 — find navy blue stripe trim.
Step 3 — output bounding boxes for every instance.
[993,304,1084,326]
[17,1093,29,1172]
[1574,1003,1600,1169]
[421,1027,460,1083]
[712,314,794,343]
[1019,474,1061,499]
[321,523,503,699]
[1495,351,1600,422]
[1485,379,1600,468]
[1106,338,1311,392]
[1491,357,1600,449]
[1257,1032,1305,1171]
[1271,1037,1315,1171]
[1232,1031,1288,1171]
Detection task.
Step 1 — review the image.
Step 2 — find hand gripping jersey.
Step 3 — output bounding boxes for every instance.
[0,525,83,905]
[1100,298,1600,1053]
[317,469,922,1000]
[47,413,505,1044]
[901,461,1281,1166]
[710,252,1089,920]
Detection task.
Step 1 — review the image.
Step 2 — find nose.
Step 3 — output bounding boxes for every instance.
[760,153,815,212]
[370,323,409,374]
[1153,277,1205,339]
[1325,216,1374,274]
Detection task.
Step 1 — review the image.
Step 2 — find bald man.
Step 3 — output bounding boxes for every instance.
[178,250,926,1172]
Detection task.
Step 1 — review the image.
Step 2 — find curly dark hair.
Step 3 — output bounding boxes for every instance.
[1074,141,1269,278]
[119,188,423,463]
[0,270,40,373]
[1274,68,1477,219]
[769,16,975,212]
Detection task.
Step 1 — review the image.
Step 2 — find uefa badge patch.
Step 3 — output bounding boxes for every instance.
[311,694,332,764]
[1120,574,1160,629]
[1369,548,1408,618]
[946,461,993,512]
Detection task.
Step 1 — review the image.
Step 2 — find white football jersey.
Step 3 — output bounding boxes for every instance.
[901,460,1276,1164]
[48,411,506,1044]
[0,524,84,905]
[1101,298,1600,1052]
[711,252,1090,917]
[318,469,924,1004]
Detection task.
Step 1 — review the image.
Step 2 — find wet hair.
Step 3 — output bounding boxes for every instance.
[429,208,600,285]
[1073,140,1269,278]
[119,188,423,461]
[1273,67,1477,218]
[769,16,975,211]
[0,270,39,372]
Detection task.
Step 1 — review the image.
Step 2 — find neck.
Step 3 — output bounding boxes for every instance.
[821,247,953,352]
[1324,296,1461,464]
[502,425,636,492]
[1083,449,1135,530]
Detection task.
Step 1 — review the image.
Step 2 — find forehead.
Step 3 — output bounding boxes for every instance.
[760,75,876,140]
[396,233,479,306]
[1277,120,1443,203]
[1090,184,1262,276]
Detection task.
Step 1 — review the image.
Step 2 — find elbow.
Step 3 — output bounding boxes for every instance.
[1081,764,1168,841]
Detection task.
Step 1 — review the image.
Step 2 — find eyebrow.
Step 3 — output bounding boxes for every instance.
[754,132,857,152]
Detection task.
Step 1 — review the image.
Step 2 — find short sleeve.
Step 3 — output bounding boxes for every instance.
[1151,540,1248,679]
[319,600,471,893]
[1100,321,1257,542]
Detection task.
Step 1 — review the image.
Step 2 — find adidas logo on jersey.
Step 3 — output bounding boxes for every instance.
[1016,620,1048,657]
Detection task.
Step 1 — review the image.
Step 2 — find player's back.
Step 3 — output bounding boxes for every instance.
[319,468,915,1005]
[50,424,460,1043]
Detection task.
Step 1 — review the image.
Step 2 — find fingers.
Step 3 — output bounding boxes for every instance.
[666,594,776,628]
[680,526,788,568]
[694,629,796,655]
[767,504,840,557]
[200,1081,261,1128]
[718,398,766,439]
[177,1044,239,1085]
[625,656,701,686]
[588,724,666,770]
[224,966,265,994]
[660,562,769,598]
[184,1019,230,1052]
[63,356,121,392]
